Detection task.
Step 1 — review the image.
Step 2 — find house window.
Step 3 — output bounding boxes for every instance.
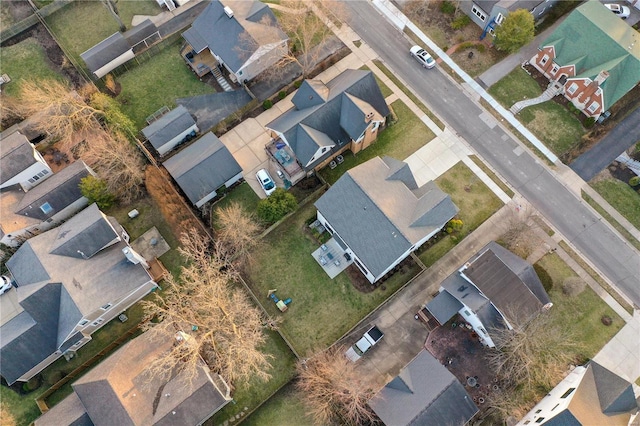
[551,64,559,74]
[540,54,549,65]
[464,310,471,316]
[588,101,600,113]
[488,28,495,35]
[552,404,559,411]
[560,388,575,398]
[472,5,486,21]
[535,409,542,414]
[79,319,89,326]
[101,303,112,310]
[40,202,53,214]
[91,318,104,327]
[324,223,334,234]
[28,178,36,183]
[353,258,369,275]
[524,422,531,425]
[495,13,505,24]
[567,83,578,94]
[535,418,545,424]
[479,327,487,335]
[371,121,379,132]
[37,170,49,178]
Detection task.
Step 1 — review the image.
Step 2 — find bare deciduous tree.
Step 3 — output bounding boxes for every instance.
[4,80,102,151]
[78,130,145,204]
[141,232,274,388]
[0,402,16,426]
[296,346,378,426]
[485,309,582,392]
[499,204,543,259]
[215,201,262,263]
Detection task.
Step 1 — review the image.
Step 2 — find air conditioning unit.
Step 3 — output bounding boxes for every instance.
[224,6,234,18]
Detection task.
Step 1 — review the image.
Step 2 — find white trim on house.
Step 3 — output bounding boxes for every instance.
[93,50,135,79]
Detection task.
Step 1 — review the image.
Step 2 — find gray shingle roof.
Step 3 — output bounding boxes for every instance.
[163,132,242,205]
[315,156,457,279]
[34,391,94,426]
[56,332,232,426]
[267,70,391,170]
[1,132,38,185]
[141,105,196,151]
[182,0,286,73]
[80,33,131,73]
[15,161,91,220]
[49,204,120,260]
[462,242,550,320]
[590,362,638,414]
[123,19,157,46]
[425,290,463,324]
[369,350,478,426]
[1,204,154,385]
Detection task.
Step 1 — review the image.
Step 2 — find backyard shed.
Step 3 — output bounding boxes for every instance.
[141,105,198,156]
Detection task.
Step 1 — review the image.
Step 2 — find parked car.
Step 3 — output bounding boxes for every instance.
[605,3,630,18]
[410,45,436,69]
[345,325,384,362]
[0,276,13,295]
[256,168,276,196]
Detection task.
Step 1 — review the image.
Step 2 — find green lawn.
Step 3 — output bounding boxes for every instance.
[116,45,217,129]
[590,178,640,230]
[360,65,392,98]
[106,196,183,276]
[116,0,162,30]
[46,1,120,62]
[0,38,64,97]
[536,253,623,359]
[208,331,298,425]
[489,68,585,156]
[243,200,422,356]
[210,182,261,230]
[320,100,436,184]
[243,381,316,426]
[418,161,504,267]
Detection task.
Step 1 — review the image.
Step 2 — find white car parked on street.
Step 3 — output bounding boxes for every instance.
[605,3,631,18]
[410,45,436,69]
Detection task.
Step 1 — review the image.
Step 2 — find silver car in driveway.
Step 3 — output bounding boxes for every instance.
[410,45,436,69]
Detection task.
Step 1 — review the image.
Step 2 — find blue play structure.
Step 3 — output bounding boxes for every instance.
[268,289,292,312]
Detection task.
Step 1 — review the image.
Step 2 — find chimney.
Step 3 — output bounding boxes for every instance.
[122,247,149,269]
[224,6,234,18]
[594,70,609,86]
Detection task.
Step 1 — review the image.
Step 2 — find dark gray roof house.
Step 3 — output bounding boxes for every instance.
[1,204,156,385]
[267,69,390,172]
[81,20,158,78]
[519,361,640,425]
[426,241,551,347]
[0,131,52,191]
[315,156,458,283]
[369,350,479,426]
[182,0,287,82]
[141,105,198,156]
[0,161,93,246]
[163,132,243,208]
[35,332,232,426]
[461,0,560,37]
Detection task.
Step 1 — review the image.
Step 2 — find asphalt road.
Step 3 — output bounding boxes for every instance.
[343,1,640,306]
[570,107,640,181]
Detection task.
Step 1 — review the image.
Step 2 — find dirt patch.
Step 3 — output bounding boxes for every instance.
[426,318,501,413]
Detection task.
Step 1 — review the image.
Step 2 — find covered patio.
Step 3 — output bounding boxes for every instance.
[312,237,353,279]
[180,43,218,78]
[266,138,305,184]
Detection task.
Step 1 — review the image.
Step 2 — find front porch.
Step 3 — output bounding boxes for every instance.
[266,138,306,185]
[311,237,354,279]
[181,43,218,78]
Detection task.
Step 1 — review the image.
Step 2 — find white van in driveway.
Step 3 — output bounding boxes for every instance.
[256,169,276,196]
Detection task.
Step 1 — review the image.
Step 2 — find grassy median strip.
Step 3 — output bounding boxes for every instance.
[372,59,445,131]
[469,155,514,198]
[582,191,640,252]
[558,240,635,314]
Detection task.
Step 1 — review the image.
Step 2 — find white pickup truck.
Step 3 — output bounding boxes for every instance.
[345,325,384,362]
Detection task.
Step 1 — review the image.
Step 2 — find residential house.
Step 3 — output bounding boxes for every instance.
[0,161,94,246]
[0,204,157,385]
[0,131,51,191]
[141,105,199,156]
[163,132,243,208]
[369,349,479,426]
[314,156,458,284]
[517,361,640,425]
[81,20,159,78]
[528,1,640,119]
[266,69,390,184]
[425,241,552,348]
[34,332,232,426]
[181,0,288,82]
[462,0,559,38]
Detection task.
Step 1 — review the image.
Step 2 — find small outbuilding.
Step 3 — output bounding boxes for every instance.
[163,132,242,208]
[141,105,198,156]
